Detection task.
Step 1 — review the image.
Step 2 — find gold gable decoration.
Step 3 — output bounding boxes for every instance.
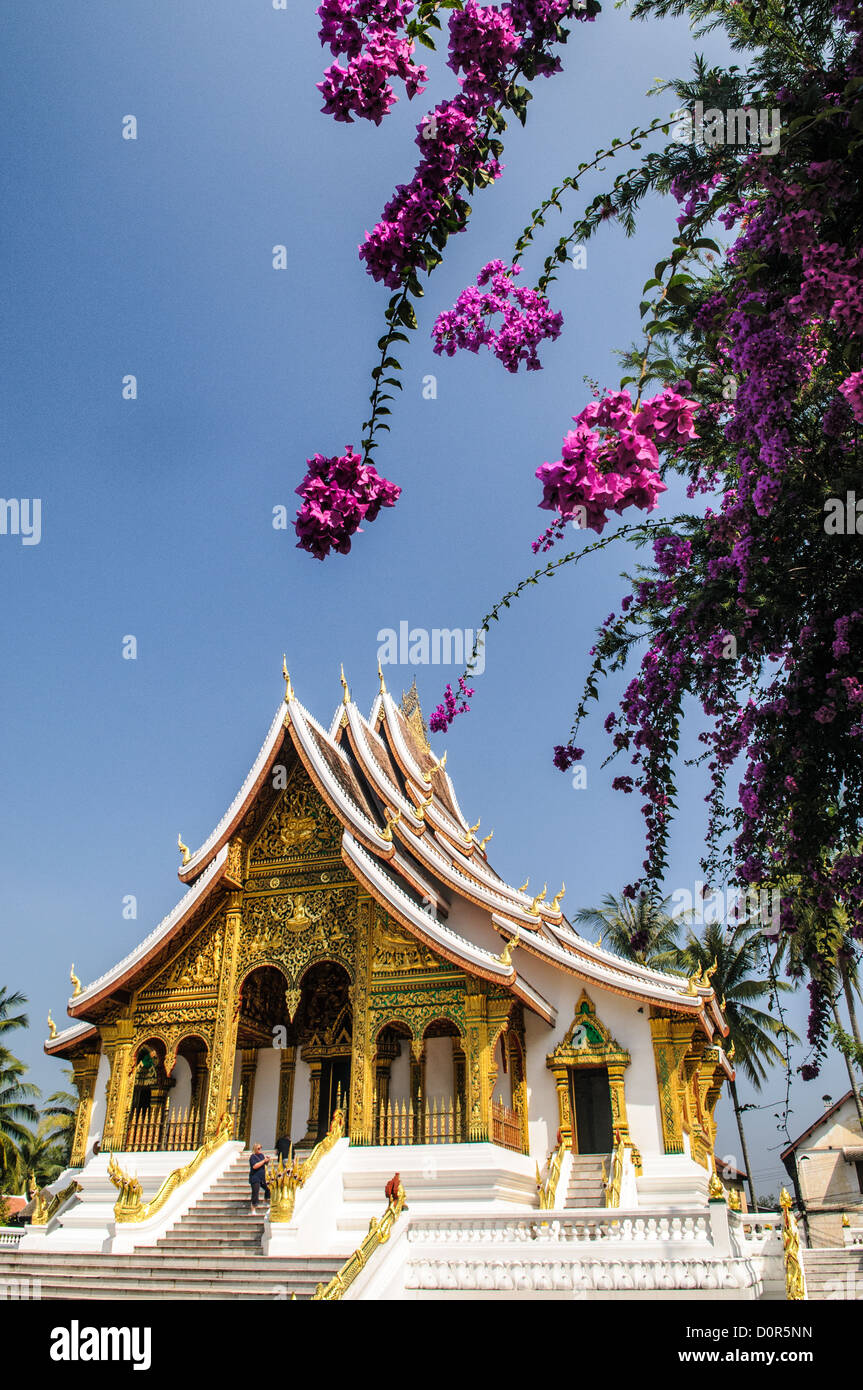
[547,991,631,1070]
[250,766,343,867]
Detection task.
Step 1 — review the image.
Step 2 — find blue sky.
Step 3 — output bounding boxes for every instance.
[2,0,849,1195]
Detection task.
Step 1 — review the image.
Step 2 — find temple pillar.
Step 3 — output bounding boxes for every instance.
[101,1016,136,1150]
[203,900,242,1140]
[410,1042,423,1143]
[552,1066,572,1146]
[453,1044,466,1143]
[303,1061,323,1145]
[607,1062,631,1145]
[239,1049,258,1147]
[348,894,375,1146]
[649,1014,692,1156]
[275,1046,296,1143]
[508,1033,529,1155]
[69,1051,101,1167]
[465,982,491,1142]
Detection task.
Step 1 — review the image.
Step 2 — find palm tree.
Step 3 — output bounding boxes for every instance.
[0,1051,39,1178]
[40,1075,78,1171]
[574,891,689,968]
[674,920,798,1212]
[9,1127,67,1195]
[0,988,28,1044]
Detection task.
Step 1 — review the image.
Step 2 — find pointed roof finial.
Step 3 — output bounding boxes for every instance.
[497,929,520,968]
[380,808,402,842]
[282,655,293,702]
[529,883,548,916]
[518,877,529,894]
[47,1011,57,1040]
[178,834,191,866]
[340,664,350,706]
[479,829,494,851]
[550,883,566,912]
[377,660,387,695]
[468,818,481,836]
[70,964,82,998]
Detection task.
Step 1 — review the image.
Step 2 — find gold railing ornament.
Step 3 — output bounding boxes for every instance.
[311,1175,407,1301]
[536,1133,567,1211]
[780,1188,807,1300]
[31,1178,82,1227]
[107,1110,234,1224]
[267,1107,345,1225]
[605,1131,625,1209]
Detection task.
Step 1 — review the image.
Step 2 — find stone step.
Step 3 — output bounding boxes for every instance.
[0,1254,343,1274]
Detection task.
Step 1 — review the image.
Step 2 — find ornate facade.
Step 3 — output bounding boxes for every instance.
[47,671,733,1194]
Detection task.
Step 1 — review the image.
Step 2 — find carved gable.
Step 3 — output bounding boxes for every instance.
[249,762,343,870]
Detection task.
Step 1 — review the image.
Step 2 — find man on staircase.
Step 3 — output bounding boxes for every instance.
[249,1143,270,1216]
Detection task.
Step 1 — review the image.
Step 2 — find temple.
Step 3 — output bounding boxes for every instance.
[12,667,791,1300]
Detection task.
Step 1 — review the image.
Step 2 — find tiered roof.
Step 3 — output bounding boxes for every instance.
[48,670,729,1051]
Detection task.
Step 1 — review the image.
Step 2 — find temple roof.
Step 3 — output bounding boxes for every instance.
[52,669,728,1048]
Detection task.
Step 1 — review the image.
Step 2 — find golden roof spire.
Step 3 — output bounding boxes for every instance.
[518,877,529,893]
[377,660,387,695]
[47,1011,57,1040]
[178,834,191,866]
[282,654,293,702]
[479,829,494,851]
[70,964,82,998]
[550,883,566,913]
[340,664,350,705]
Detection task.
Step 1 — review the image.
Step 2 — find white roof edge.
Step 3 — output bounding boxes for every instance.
[548,917,699,992]
[289,699,391,850]
[45,1019,97,1051]
[491,912,702,1008]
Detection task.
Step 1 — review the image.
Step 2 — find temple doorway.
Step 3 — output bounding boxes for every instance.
[295,961,352,1144]
[317,1057,350,1139]
[570,1067,614,1154]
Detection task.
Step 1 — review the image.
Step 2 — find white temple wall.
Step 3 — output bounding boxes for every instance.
[518,954,665,1158]
[250,1046,280,1147]
[450,896,513,958]
[168,1056,192,1112]
[424,1036,453,1101]
[87,1049,110,1158]
[389,1040,411,1105]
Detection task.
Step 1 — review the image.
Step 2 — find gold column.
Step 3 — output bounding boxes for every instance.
[348,894,375,1146]
[453,1043,466,1142]
[69,1051,101,1167]
[203,900,242,1140]
[552,1067,572,1146]
[276,1046,296,1141]
[649,1014,692,1156]
[697,1048,725,1160]
[411,1042,423,1143]
[465,982,491,1142]
[304,1061,323,1144]
[239,1048,258,1146]
[101,1016,136,1150]
[607,1062,632,1146]
[508,1033,530,1155]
